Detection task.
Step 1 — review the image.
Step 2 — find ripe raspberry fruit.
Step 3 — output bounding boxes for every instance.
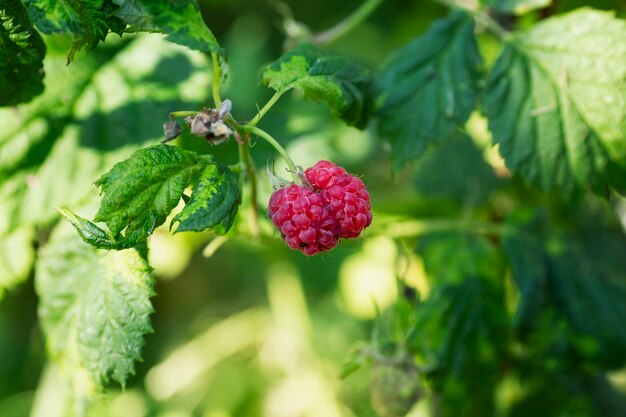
[305,160,372,239]
[268,184,338,256]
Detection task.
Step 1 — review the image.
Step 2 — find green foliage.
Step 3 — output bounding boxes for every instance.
[172,159,240,234]
[36,224,154,397]
[113,0,223,55]
[263,43,373,128]
[412,233,508,416]
[376,12,483,170]
[0,0,46,105]
[485,9,626,196]
[89,145,237,248]
[25,0,124,62]
[504,209,626,370]
[3,1,626,417]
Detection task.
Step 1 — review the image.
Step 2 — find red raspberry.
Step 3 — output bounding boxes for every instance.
[268,184,338,256]
[304,161,372,239]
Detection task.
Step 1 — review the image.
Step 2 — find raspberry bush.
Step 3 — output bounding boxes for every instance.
[2,0,626,417]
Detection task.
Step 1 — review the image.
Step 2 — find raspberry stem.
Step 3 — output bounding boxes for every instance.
[211,52,223,105]
[247,90,285,127]
[246,126,299,182]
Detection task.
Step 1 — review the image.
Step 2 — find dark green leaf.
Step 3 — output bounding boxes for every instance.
[36,223,154,394]
[0,0,46,105]
[113,0,223,55]
[172,159,240,234]
[412,233,508,417]
[376,13,482,170]
[93,144,209,248]
[413,133,500,204]
[263,43,373,128]
[485,9,626,196]
[503,209,626,369]
[25,0,124,62]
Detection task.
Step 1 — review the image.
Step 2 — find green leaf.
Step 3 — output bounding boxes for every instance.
[413,133,500,204]
[113,0,223,55]
[263,42,373,128]
[57,207,119,249]
[172,159,240,234]
[503,209,626,369]
[375,13,483,170]
[485,9,626,196]
[36,224,154,395]
[25,0,124,62]
[0,227,35,300]
[483,0,551,15]
[0,0,46,106]
[412,233,508,416]
[93,144,208,247]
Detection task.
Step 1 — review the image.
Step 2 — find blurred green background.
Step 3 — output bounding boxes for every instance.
[2,0,626,416]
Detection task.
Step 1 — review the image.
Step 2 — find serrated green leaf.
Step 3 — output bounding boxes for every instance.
[172,158,240,234]
[412,233,508,416]
[0,0,46,106]
[485,9,626,196]
[483,0,551,15]
[113,0,223,55]
[0,227,35,300]
[263,43,373,128]
[376,13,482,170]
[94,144,208,247]
[57,207,119,249]
[36,224,154,395]
[503,209,626,369]
[25,0,124,62]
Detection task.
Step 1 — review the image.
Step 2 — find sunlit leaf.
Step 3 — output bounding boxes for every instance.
[93,144,209,247]
[36,224,154,395]
[263,42,373,128]
[485,9,626,196]
[113,0,223,55]
[0,227,35,300]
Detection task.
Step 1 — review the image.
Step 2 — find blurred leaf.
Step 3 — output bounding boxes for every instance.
[36,225,154,396]
[509,372,626,417]
[376,12,482,171]
[413,133,500,204]
[172,159,240,234]
[113,0,223,55]
[263,42,373,128]
[412,233,507,417]
[0,0,46,106]
[25,0,124,62]
[93,144,210,248]
[503,210,626,369]
[483,0,551,15]
[0,227,35,300]
[485,9,626,196]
